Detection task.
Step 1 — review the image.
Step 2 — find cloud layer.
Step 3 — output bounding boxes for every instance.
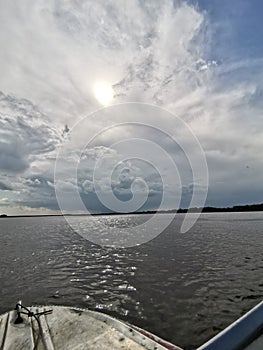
[0,0,262,214]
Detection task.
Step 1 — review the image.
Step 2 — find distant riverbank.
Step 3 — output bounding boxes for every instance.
[1,203,263,218]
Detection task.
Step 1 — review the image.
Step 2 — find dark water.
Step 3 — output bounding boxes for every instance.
[0,213,263,350]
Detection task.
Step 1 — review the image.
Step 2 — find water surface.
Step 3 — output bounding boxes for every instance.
[0,212,262,350]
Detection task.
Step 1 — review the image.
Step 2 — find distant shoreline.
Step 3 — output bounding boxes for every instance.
[1,203,263,218]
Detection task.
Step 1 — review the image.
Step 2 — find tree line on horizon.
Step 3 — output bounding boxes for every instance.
[1,203,263,217]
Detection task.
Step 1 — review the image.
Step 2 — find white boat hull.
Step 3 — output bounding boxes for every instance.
[197,301,263,350]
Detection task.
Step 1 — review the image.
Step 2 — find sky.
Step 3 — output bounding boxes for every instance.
[0,0,263,215]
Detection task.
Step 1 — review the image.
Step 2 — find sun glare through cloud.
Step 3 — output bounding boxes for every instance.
[94,81,114,106]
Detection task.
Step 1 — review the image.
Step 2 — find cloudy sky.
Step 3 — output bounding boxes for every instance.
[0,0,263,215]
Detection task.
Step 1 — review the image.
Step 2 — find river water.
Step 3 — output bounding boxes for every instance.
[0,212,262,349]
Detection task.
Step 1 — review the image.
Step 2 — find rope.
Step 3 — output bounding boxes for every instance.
[15,303,53,350]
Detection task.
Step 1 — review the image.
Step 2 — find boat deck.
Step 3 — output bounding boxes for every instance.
[0,305,182,350]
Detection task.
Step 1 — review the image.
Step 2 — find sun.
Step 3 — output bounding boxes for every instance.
[94,81,114,106]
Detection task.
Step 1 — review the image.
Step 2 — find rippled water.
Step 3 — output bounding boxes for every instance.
[0,213,263,349]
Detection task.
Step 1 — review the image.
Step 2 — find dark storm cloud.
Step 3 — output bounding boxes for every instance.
[0,92,62,212]
[0,143,28,172]
[0,92,61,173]
[79,187,163,214]
[17,198,59,211]
[0,181,13,191]
[25,176,54,188]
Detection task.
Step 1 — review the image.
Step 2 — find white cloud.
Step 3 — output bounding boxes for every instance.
[0,0,263,212]
[0,1,209,120]
[0,92,61,172]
